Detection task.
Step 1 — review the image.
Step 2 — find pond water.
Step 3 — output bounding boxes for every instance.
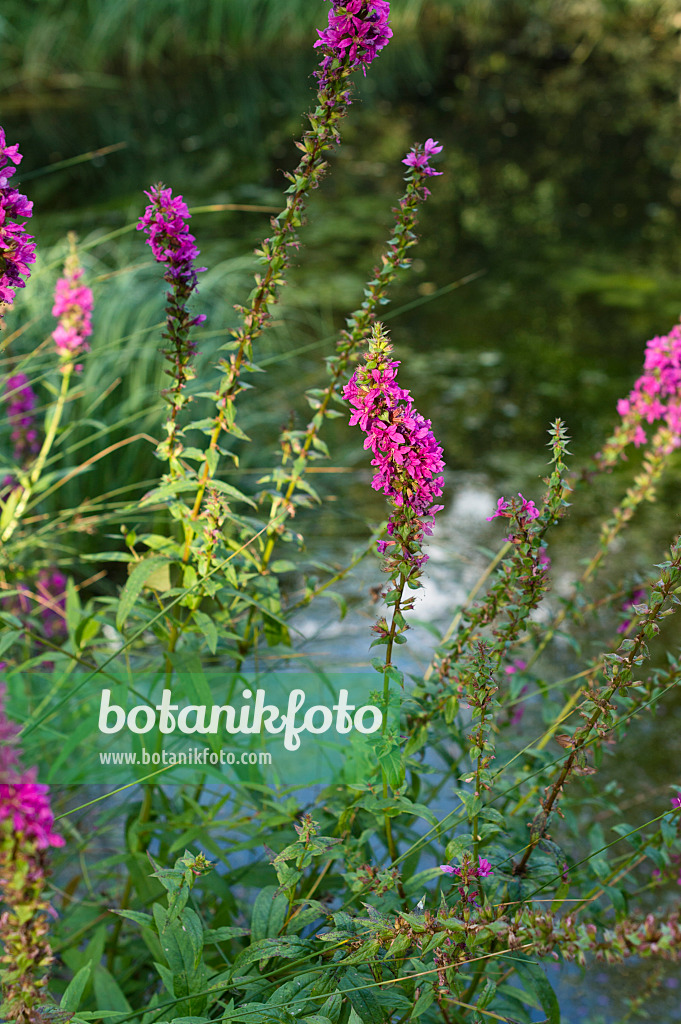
[5,21,681,1023]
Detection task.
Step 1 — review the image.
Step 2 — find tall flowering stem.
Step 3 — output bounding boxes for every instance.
[0,127,35,322]
[177,2,392,562]
[407,423,570,743]
[258,138,444,575]
[465,643,500,874]
[344,324,444,860]
[0,682,64,1021]
[1,243,92,544]
[137,186,206,477]
[513,536,681,877]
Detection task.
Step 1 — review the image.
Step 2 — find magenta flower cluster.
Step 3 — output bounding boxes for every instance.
[440,858,493,879]
[0,682,63,849]
[138,184,206,301]
[0,128,35,311]
[52,261,93,367]
[615,323,681,450]
[343,334,444,564]
[4,372,39,469]
[402,138,443,178]
[487,493,540,523]
[137,184,206,428]
[315,0,392,87]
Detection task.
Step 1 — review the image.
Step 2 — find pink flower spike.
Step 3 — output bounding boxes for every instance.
[51,244,93,370]
[440,864,458,876]
[343,326,445,572]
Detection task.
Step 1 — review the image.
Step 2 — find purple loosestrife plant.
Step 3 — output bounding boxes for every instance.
[0,128,35,320]
[0,682,63,1022]
[344,323,444,862]
[137,184,206,472]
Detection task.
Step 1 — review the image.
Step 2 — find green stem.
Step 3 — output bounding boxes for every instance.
[1,365,72,543]
[381,570,408,866]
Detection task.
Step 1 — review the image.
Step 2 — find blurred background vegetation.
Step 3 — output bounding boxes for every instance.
[1,0,679,564]
[1,0,679,591]
[2,5,680,1016]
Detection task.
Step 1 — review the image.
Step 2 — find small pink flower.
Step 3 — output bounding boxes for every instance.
[504,659,527,676]
[402,138,443,177]
[672,794,681,809]
[487,492,540,523]
[440,858,492,879]
[478,859,493,878]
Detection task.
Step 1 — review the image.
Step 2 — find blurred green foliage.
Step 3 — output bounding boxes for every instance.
[0,0,679,79]
[2,0,680,540]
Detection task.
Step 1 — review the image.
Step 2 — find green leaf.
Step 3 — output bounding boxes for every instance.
[339,968,385,1024]
[271,560,297,573]
[377,739,404,789]
[192,609,218,654]
[513,953,560,1024]
[250,886,289,941]
[159,908,203,978]
[232,936,310,973]
[477,977,497,1011]
[60,960,92,1011]
[109,909,154,928]
[204,926,250,943]
[65,577,81,638]
[263,613,291,648]
[207,478,256,507]
[410,985,435,1018]
[116,556,171,631]
[93,966,132,1022]
[549,881,570,914]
